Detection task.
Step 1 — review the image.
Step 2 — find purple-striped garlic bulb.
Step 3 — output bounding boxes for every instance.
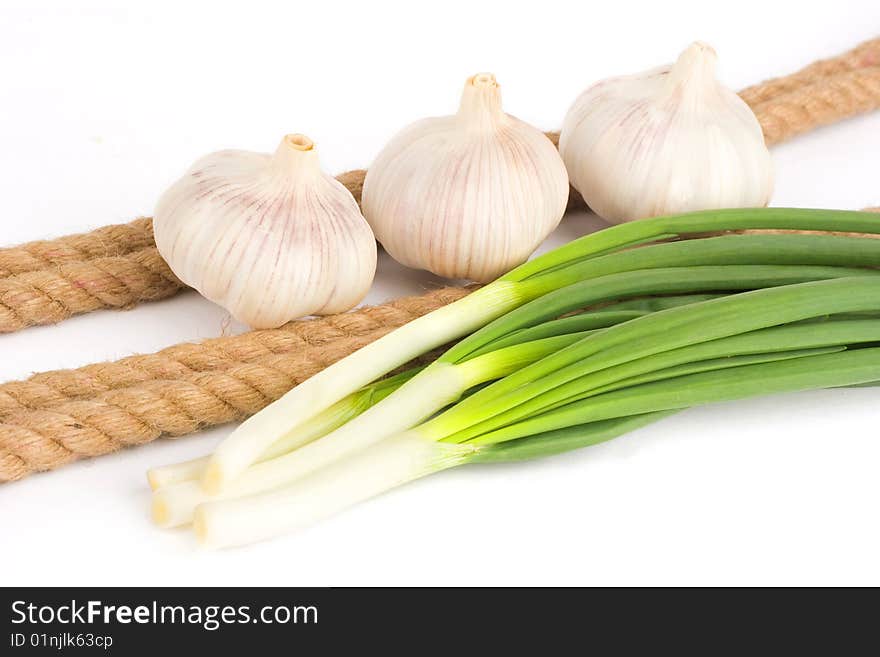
[362,73,570,282]
[154,134,377,328]
[560,42,774,224]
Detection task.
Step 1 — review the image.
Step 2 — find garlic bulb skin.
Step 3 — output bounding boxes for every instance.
[560,42,774,224]
[154,135,377,328]
[362,73,569,282]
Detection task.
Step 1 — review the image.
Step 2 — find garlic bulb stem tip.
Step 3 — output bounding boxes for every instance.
[284,133,314,151]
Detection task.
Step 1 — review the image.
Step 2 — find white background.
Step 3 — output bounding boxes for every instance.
[2,0,879,586]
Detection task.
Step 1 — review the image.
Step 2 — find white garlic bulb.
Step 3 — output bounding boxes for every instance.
[362,73,570,282]
[560,42,774,224]
[154,134,377,328]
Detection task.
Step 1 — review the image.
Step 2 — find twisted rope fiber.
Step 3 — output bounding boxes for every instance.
[0,286,472,481]
[0,217,156,277]
[753,67,880,144]
[739,36,880,106]
[3,40,880,333]
[0,247,182,332]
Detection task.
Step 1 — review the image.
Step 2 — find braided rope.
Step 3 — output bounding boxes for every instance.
[3,40,880,333]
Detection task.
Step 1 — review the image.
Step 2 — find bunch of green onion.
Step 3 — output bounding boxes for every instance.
[147,208,880,548]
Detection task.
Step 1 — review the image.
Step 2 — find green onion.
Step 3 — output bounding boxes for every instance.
[208,267,877,500]
[244,276,880,508]
[152,208,880,547]
[202,209,880,492]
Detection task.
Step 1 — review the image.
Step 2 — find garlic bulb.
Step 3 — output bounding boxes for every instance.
[362,73,569,282]
[559,42,774,224]
[154,134,377,328]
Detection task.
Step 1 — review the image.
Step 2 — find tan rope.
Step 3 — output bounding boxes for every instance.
[0,217,156,277]
[0,247,181,332]
[739,37,880,106]
[3,39,880,333]
[753,67,880,144]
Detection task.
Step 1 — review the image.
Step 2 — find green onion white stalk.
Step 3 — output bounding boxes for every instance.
[147,368,422,491]
[194,432,477,549]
